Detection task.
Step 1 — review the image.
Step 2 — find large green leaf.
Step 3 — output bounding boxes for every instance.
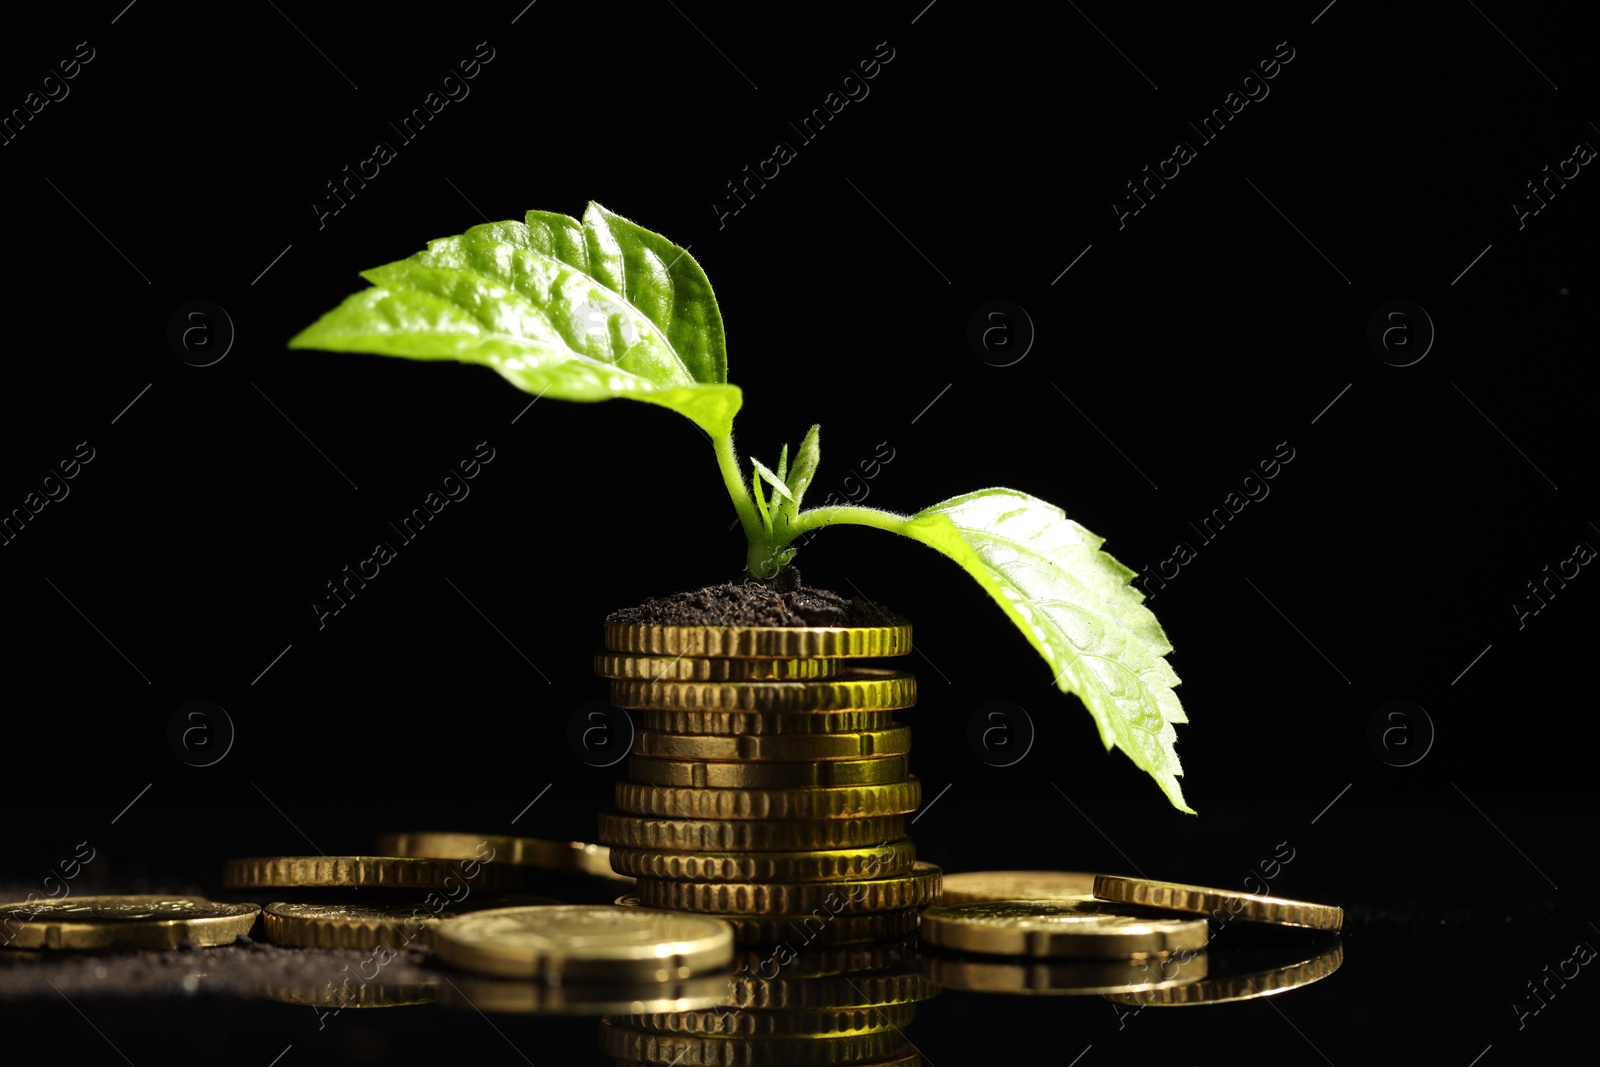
[888,488,1191,812]
[517,204,728,386]
[288,208,739,438]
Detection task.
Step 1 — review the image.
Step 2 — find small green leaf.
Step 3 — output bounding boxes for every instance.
[751,457,794,502]
[776,443,789,485]
[889,489,1192,812]
[289,218,740,438]
[780,424,822,524]
[751,466,772,532]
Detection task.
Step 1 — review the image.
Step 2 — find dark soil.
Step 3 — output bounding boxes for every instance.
[0,937,440,1002]
[607,570,903,627]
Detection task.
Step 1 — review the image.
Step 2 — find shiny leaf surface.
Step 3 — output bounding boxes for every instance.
[890,489,1191,811]
[289,207,738,437]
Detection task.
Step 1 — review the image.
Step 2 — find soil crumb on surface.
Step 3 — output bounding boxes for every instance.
[607,576,902,627]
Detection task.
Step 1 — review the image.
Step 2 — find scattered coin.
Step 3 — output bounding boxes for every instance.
[222,856,522,892]
[1093,874,1344,931]
[431,904,733,982]
[260,897,561,950]
[919,900,1209,958]
[0,896,259,951]
[939,870,1100,904]
[376,831,625,881]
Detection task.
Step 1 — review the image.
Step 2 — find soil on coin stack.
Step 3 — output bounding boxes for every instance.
[607,572,899,627]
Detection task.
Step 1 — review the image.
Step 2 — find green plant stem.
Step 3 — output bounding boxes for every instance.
[720,441,912,579]
[783,504,910,541]
[713,432,762,545]
[735,503,906,578]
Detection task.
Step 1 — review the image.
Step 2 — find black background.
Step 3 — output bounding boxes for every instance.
[2,0,1597,1062]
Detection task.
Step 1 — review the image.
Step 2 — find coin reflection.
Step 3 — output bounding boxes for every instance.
[922,948,1209,996]
[1103,937,1343,1006]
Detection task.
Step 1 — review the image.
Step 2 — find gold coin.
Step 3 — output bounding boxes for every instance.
[642,707,898,736]
[1093,874,1344,931]
[922,950,1209,996]
[724,970,936,1010]
[1103,939,1343,1006]
[0,896,259,951]
[728,939,918,980]
[626,1002,915,1037]
[633,726,912,762]
[615,779,922,820]
[598,1018,908,1066]
[939,870,1101,904]
[717,908,922,947]
[636,861,942,915]
[436,972,732,1015]
[617,894,922,948]
[628,754,909,789]
[260,897,562,950]
[255,976,437,1009]
[612,670,916,714]
[598,813,907,852]
[919,900,1208,958]
[223,855,523,892]
[431,904,733,981]
[595,653,843,681]
[376,831,625,881]
[608,841,916,883]
[604,619,911,659]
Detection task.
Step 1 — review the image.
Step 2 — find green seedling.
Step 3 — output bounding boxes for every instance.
[290,202,1192,812]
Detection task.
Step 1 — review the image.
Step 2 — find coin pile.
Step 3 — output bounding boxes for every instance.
[915,870,1344,1000]
[220,829,628,955]
[433,903,733,982]
[597,616,942,955]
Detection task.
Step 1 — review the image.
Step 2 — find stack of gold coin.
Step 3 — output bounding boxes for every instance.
[597,616,941,950]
